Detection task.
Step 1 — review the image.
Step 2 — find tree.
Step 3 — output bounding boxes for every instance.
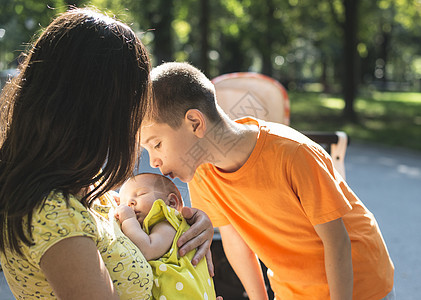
[199,0,210,75]
[0,0,68,69]
[328,0,359,121]
[148,0,174,64]
[3,0,421,99]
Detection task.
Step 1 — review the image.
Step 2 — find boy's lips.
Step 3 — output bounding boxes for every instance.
[165,172,175,179]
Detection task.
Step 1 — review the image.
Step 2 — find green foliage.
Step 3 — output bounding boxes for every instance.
[289,91,421,152]
[2,0,421,84]
[0,0,68,69]
[1,0,421,149]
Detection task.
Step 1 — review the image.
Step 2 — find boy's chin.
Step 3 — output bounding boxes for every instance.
[178,173,194,183]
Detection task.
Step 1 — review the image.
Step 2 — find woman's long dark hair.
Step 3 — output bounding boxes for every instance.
[0,8,151,255]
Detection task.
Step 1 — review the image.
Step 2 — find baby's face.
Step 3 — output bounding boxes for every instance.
[119,175,170,225]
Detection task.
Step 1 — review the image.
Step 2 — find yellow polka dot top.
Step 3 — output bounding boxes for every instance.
[0,190,153,299]
[143,199,216,300]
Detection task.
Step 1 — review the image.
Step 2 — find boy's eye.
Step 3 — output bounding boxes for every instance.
[154,142,161,149]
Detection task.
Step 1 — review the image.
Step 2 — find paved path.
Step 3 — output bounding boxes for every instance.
[344,142,421,299]
[1,142,420,299]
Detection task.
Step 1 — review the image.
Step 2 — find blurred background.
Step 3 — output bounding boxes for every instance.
[0,2,420,299]
[0,0,420,151]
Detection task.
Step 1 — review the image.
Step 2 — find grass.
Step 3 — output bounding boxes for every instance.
[288,91,421,152]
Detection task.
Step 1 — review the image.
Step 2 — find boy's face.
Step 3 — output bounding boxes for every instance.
[119,175,171,224]
[140,120,201,182]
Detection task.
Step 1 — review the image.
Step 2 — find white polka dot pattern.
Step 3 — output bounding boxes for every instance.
[176,282,184,290]
[144,200,216,299]
[159,263,167,272]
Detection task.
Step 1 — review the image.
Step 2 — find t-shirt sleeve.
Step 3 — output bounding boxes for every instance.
[27,192,98,265]
[289,144,352,225]
[188,176,230,228]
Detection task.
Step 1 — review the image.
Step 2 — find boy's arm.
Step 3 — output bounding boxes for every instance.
[219,224,269,300]
[313,217,353,300]
[177,206,214,268]
[116,206,176,261]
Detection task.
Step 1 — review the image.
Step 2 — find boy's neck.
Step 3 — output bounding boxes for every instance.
[204,117,259,173]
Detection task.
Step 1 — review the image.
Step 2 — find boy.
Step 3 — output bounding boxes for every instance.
[115,173,217,300]
[140,62,394,300]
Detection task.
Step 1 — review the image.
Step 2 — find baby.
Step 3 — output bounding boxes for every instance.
[115,173,216,300]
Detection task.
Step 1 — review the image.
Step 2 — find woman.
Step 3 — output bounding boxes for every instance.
[0,8,214,299]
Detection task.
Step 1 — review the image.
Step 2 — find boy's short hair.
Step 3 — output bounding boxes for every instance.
[149,62,222,128]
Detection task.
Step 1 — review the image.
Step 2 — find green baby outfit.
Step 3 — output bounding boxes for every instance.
[143,200,216,300]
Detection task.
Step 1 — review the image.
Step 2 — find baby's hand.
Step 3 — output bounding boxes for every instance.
[115,205,136,223]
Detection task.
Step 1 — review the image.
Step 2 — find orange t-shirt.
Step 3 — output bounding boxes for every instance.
[189,117,394,300]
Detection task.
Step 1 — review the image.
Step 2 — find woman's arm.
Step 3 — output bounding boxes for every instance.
[314,217,353,300]
[220,224,269,300]
[177,207,214,271]
[40,236,119,300]
[116,205,176,261]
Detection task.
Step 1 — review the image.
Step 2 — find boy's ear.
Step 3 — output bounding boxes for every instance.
[167,192,183,210]
[185,109,206,138]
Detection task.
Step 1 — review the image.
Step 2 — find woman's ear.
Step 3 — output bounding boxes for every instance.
[167,192,183,210]
[184,109,206,138]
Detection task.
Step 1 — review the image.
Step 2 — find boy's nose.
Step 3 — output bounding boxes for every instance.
[150,156,162,169]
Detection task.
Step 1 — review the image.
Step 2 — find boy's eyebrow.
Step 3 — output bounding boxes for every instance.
[141,135,157,146]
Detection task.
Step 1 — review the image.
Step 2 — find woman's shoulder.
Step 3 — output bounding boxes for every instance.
[21,190,98,266]
[40,189,82,206]
[36,190,92,221]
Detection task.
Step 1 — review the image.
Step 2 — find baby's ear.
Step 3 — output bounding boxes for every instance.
[167,192,183,210]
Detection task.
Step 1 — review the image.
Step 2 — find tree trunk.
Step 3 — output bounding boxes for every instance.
[199,0,210,76]
[150,0,174,65]
[342,0,359,121]
[219,36,243,74]
[381,30,389,89]
[261,0,275,77]
[321,53,330,93]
